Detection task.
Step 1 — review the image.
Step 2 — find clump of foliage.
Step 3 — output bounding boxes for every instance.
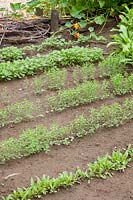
[44,68,67,90]
[108,7,133,61]
[44,46,103,68]
[99,53,129,77]
[0,46,23,62]
[37,36,74,51]
[73,63,95,85]
[0,47,103,80]
[111,73,133,95]
[26,0,132,19]
[45,80,101,112]
[0,115,88,163]
[32,68,67,95]
[89,97,133,134]
[45,73,133,113]
[1,97,132,164]
[0,99,33,128]
[23,36,74,53]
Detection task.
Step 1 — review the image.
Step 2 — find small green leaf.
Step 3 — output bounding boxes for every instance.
[94,15,105,25]
[79,20,87,28]
[88,27,94,32]
[99,0,105,8]
[65,22,72,28]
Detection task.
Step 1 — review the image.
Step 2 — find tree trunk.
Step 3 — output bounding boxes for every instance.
[51,9,59,33]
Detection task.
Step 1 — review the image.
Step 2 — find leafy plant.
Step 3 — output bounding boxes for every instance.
[111,73,133,95]
[73,63,95,85]
[2,145,133,200]
[0,115,88,163]
[108,7,133,60]
[45,72,133,113]
[0,46,23,62]
[99,53,129,77]
[44,46,103,68]
[45,68,67,90]
[45,80,100,112]
[0,47,103,80]
[37,35,74,52]
[88,97,133,134]
[32,68,67,95]
[87,145,132,179]
[1,97,132,163]
[9,2,26,18]
[32,76,44,95]
[0,99,34,128]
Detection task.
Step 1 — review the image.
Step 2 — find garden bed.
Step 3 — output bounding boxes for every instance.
[0,19,133,200]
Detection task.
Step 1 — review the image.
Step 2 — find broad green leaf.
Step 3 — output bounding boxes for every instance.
[70,7,85,19]
[65,22,72,28]
[79,20,87,28]
[99,0,105,8]
[94,15,105,25]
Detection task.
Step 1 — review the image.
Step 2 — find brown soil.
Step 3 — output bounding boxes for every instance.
[44,163,133,200]
[0,93,132,141]
[0,19,133,200]
[0,121,133,197]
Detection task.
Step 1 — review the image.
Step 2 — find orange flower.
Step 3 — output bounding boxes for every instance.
[73,32,80,38]
[73,23,80,29]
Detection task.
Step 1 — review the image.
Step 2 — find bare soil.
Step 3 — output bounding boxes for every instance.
[0,20,133,199]
[44,163,133,200]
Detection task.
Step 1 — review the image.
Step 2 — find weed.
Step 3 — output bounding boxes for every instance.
[111,73,133,95]
[45,80,100,112]
[0,87,11,105]
[45,68,67,90]
[0,97,132,163]
[0,99,33,128]
[32,76,44,95]
[99,53,128,77]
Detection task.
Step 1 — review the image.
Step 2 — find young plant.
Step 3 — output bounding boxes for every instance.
[44,46,103,68]
[45,68,67,90]
[88,97,133,134]
[2,146,132,200]
[111,73,133,95]
[23,78,31,98]
[45,80,100,112]
[0,47,103,80]
[32,76,44,95]
[73,63,95,85]
[0,97,133,163]
[0,46,23,62]
[0,87,11,105]
[0,99,33,128]
[37,35,74,52]
[81,63,95,81]
[99,53,128,77]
